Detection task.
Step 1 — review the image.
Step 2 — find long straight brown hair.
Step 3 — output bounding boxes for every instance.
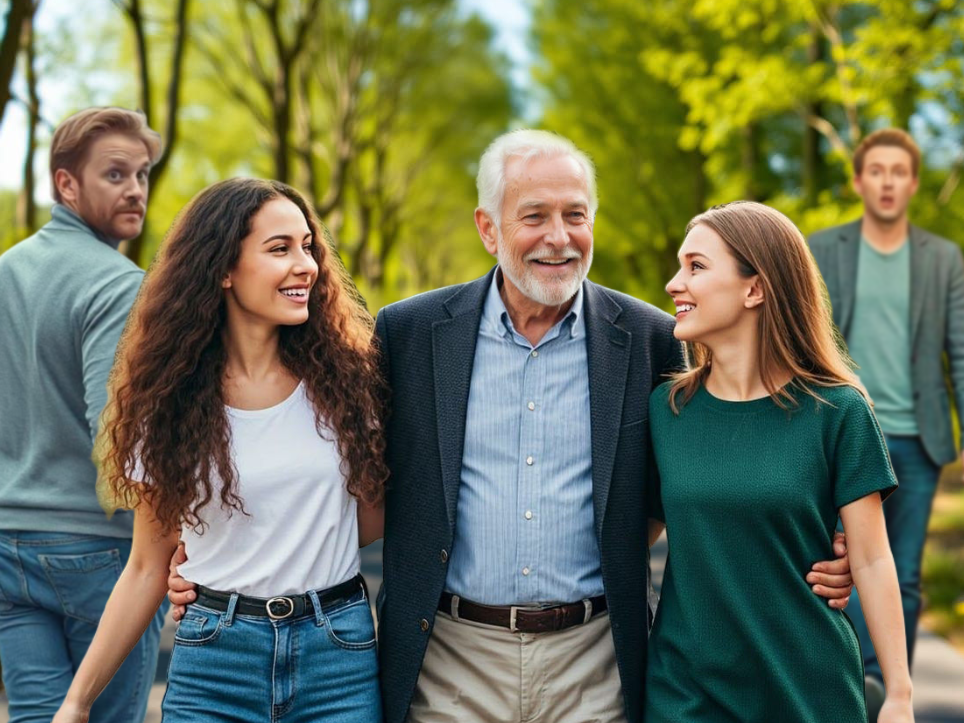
[668,201,866,413]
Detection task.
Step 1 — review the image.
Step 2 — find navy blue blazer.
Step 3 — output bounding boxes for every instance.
[374,268,682,723]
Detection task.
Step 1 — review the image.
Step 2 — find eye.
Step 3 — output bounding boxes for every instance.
[524,213,541,221]
[270,245,287,254]
[107,169,122,182]
[302,242,314,253]
[690,262,704,271]
[569,211,586,220]
[137,170,149,182]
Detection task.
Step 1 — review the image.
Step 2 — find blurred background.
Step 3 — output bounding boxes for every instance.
[1,0,963,718]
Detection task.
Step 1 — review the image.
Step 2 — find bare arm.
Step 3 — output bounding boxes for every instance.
[53,497,179,722]
[648,518,665,548]
[839,493,914,721]
[358,501,384,547]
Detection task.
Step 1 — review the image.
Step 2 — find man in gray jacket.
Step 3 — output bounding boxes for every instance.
[809,127,964,710]
[0,107,168,723]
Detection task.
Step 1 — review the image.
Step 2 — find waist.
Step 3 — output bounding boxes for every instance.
[196,573,366,620]
[438,591,607,633]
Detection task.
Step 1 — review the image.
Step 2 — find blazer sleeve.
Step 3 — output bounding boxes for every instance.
[944,243,964,452]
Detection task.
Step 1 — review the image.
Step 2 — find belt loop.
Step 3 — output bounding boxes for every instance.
[307,589,325,627]
[582,598,592,624]
[224,593,239,626]
[451,594,460,622]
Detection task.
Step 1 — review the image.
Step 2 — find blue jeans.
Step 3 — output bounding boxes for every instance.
[162,586,381,722]
[845,435,941,682]
[0,531,168,723]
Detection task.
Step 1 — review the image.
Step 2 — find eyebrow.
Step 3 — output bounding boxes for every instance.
[517,200,589,212]
[261,232,313,245]
[678,251,710,262]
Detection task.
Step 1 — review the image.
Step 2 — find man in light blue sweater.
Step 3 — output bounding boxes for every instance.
[0,108,169,723]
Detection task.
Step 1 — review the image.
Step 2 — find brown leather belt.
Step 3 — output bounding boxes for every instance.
[438,591,607,633]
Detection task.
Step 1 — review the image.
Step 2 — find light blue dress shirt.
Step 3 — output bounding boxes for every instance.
[445,270,602,605]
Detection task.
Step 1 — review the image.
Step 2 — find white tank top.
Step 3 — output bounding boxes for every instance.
[173,382,360,597]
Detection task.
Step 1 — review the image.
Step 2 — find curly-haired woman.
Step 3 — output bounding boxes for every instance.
[52,178,388,722]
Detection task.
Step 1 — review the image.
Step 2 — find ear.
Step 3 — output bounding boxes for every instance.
[851,172,864,198]
[221,274,232,289]
[54,169,80,205]
[745,275,764,309]
[475,208,499,257]
[909,174,920,197]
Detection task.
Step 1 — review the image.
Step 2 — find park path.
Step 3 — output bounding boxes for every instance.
[2,537,961,721]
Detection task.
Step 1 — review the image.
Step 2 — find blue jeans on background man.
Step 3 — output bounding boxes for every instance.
[845,435,942,683]
[162,586,380,722]
[0,531,168,723]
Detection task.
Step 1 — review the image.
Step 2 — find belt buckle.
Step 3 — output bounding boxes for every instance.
[266,596,295,620]
[509,605,539,633]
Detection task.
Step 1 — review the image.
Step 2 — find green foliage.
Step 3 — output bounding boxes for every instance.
[533,0,964,310]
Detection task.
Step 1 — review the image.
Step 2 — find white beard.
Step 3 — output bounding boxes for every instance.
[496,234,592,306]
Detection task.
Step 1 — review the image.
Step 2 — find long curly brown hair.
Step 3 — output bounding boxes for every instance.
[100,178,388,532]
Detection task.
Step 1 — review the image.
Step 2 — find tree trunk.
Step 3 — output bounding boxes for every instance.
[17,11,38,234]
[803,24,827,206]
[0,0,34,130]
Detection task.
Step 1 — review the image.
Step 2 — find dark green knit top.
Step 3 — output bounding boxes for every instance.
[645,381,897,723]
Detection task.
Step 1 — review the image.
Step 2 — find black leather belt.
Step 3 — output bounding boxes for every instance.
[196,573,365,620]
[438,591,607,633]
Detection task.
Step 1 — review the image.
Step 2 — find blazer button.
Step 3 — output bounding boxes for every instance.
[440,549,449,563]
[419,618,430,632]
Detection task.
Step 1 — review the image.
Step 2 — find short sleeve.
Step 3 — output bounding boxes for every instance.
[646,384,671,523]
[830,389,898,509]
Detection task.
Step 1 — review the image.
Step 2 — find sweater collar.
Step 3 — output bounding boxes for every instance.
[50,204,122,250]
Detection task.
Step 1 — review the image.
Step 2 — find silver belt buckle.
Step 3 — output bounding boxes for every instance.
[509,605,522,633]
[266,596,295,620]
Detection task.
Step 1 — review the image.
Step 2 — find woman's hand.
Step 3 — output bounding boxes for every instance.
[877,695,914,723]
[52,699,90,723]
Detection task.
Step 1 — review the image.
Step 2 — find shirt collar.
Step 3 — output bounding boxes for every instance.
[483,266,585,341]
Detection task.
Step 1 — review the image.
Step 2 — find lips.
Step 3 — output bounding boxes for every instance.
[674,301,696,318]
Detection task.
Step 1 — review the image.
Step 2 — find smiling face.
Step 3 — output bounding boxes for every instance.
[55,133,151,242]
[665,223,762,345]
[853,145,919,225]
[477,153,594,308]
[221,197,319,330]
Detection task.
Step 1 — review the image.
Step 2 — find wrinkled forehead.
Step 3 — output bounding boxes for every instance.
[79,133,153,172]
[503,153,591,204]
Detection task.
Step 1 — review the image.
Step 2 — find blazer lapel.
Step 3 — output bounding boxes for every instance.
[835,221,861,337]
[432,270,492,531]
[908,225,931,349]
[583,283,631,542]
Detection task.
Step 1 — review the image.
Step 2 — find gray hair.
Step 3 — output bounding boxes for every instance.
[476,129,598,229]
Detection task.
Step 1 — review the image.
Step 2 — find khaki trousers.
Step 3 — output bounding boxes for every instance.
[406,610,628,723]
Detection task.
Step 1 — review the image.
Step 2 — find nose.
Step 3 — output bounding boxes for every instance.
[665,268,684,296]
[543,213,567,247]
[293,246,319,276]
[124,174,145,203]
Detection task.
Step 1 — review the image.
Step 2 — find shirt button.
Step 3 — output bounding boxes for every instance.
[522,567,530,576]
[526,456,534,466]
[531,350,539,358]
[527,401,536,411]
[420,618,430,632]
[524,510,532,520]
[440,549,449,563]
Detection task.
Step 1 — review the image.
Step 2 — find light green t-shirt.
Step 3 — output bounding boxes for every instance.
[847,237,916,435]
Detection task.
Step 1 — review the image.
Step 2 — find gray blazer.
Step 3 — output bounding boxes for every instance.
[809,220,964,466]
[374,267,683,723]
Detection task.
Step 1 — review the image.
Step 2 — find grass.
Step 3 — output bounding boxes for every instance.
[921,462,964,653]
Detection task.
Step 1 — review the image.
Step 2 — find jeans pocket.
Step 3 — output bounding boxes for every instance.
[173,605,223,647]
[39,548,122,624]
[325,599,377,650]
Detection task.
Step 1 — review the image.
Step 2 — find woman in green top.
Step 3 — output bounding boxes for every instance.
[646,201,913,723]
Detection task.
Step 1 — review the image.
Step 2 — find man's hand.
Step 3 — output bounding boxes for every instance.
[168,541,197,622]
[807,530,853,609]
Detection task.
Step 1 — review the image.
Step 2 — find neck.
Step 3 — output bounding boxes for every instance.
[861,214,909,252]
[499,274,575,347]
[702,324,785,401]
[222,319,284,384]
